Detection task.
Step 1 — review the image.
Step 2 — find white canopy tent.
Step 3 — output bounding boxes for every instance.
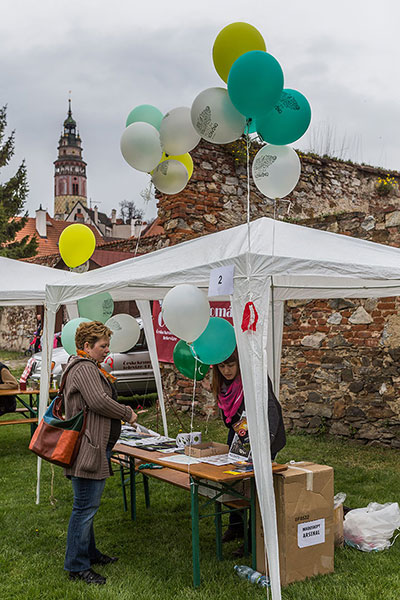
[41,217,400,600]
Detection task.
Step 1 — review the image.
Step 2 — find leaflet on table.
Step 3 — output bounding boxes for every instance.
[160,454,201,465]
[198,453,236,466]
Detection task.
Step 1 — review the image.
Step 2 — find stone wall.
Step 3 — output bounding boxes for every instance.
[0,306,37,353]
[154,140,400,447]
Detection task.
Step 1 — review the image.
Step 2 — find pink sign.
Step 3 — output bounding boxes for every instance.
[152,300,233,363]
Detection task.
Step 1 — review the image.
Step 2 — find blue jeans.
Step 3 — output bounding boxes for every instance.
[64,476,107,572]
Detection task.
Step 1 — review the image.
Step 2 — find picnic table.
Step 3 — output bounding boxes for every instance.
[113,442,287,587]
[0,388,57,436]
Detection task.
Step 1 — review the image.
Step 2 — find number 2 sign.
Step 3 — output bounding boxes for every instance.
[208,265,235,297]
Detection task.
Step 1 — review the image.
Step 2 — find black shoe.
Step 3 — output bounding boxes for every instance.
[69,568,106,585]
[232,543,245,558]
[222,528,243,543]
[91,553,119,566]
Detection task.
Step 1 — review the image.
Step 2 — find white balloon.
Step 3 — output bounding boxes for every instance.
[252,144,301,199]
[106,314,140,353]
[191,87,246,144]
[152,159,188,195]
[120,122,162,172]
[159,107,201,155]
[162,284,210,343]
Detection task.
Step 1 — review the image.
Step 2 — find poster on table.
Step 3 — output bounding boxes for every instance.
[152,300,233,362]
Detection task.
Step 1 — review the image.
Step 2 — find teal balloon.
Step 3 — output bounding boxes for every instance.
[191,318,236,365]
[228,51,284,119]
[78,292,114,324]
[256,89,311,145]
[126,104,163,130]
[173,340,210,381]
[61,318,91,356]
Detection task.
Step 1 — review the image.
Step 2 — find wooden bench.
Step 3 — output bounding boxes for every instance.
[0,417,38,426]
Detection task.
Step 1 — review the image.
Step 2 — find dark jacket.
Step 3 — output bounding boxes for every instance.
[0,362,17,416]
[222,376,286,459]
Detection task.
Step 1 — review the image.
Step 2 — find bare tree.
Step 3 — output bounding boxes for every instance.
[119,200,144,223]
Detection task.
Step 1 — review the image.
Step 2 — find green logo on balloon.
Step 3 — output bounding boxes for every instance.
[173,340,210,381]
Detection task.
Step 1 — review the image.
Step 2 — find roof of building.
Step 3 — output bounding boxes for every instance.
[14,213,104,257]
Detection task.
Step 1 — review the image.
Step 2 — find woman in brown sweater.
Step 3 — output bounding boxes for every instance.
[63,321,137,585]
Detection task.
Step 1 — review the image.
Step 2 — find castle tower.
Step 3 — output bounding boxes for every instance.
[54,99,87,217]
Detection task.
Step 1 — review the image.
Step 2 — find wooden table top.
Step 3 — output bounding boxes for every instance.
[114,442,287,484]
[0,388,58,396]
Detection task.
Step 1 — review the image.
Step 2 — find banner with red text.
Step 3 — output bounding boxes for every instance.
[152,300,233,363]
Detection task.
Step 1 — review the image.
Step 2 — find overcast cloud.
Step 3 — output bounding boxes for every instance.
[1,0,399,221]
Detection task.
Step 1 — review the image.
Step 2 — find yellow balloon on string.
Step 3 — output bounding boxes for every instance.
[159,152,194,180]
[59,224,96,268]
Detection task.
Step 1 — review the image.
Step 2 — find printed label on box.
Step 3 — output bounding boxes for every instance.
[297,518,325,548]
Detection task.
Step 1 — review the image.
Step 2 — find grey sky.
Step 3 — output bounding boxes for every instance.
[1,0,399,221]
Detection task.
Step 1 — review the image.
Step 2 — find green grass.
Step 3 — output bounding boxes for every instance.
[0,404,399,600]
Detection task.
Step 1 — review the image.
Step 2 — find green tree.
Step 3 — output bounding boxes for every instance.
[0,105,37,259]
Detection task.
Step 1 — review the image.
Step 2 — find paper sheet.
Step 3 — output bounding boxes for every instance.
[160,454,201,465]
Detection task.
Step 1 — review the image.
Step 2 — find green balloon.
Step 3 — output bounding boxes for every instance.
[78,292,114,323]
[126,104,163,130]
[173,340,210,381]
[191,318,236,365]
[256,89,311,145]
[61,318,91,355]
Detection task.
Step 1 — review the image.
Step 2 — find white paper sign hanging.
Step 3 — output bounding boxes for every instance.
[208,265,234,297]
[297,518,325,548]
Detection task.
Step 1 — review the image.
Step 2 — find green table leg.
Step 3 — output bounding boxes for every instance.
[214,500,223,561]
[130,457,136,521]
[120,464,128,512]
[250,478,256,570]
[190,478,201,587]
[143,473,150,508]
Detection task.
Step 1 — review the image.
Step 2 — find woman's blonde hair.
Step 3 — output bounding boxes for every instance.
[75,321,113,351]
[211,347,240,399]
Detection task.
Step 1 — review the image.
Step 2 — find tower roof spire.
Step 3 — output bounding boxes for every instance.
[64,94,76,129]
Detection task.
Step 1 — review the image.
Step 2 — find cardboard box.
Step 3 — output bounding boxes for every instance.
[333,504,344,547]
[184,441,228,457]
[256,462,334,586]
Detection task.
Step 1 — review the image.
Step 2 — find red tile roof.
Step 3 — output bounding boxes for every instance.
[13,214,104,257]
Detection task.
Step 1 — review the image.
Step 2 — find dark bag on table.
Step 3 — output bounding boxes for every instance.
[29,363,87,468]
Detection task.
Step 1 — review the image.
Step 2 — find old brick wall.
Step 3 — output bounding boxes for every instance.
[154,140,400,447]
[0,306,37,353]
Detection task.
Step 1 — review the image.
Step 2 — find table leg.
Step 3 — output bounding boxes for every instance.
[143,473,150,508]
[130,457,136,521]
[214,500,223,561]
[190,478,201,587]
[250,477,256,570]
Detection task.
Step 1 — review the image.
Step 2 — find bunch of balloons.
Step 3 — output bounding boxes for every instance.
[120,22,311,201]
[162,284,236,380]
[120,104,197,196]
[59,224,96,269]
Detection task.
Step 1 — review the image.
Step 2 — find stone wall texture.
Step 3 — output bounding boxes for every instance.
[154,140,400,448]
[0,306,37,353]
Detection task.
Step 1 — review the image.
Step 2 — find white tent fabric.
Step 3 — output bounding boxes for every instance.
[0,256,81,306]
[42,217,400,600]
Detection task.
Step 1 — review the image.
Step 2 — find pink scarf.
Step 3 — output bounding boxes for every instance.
[218,376,244,423]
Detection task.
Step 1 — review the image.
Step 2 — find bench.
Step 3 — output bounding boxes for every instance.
[0,417,38,426]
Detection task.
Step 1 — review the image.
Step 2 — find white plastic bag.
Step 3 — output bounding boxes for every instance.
[343,502,400,552]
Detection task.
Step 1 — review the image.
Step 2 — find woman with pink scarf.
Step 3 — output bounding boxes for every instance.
[212,348,286,554]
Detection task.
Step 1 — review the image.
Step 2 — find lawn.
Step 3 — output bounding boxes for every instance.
[0,360,399,599]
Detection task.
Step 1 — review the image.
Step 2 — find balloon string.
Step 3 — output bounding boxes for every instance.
[187,357,198,477]
[245,123,251,281]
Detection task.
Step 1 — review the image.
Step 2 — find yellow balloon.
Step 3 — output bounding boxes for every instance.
[212,22,266,83]
[59,224,96,268]
[159,152,194,180]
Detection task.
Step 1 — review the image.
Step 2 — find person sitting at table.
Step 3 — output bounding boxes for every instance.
[0,362,18,416]
[63,321,137,585]
[212,348,286,555]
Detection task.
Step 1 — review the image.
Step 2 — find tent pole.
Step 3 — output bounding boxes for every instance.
[136,300,168,436]
[36,304,56,504]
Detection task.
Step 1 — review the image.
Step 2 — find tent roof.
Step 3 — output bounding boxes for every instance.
[0,256,80,305]
[45,217,400,307]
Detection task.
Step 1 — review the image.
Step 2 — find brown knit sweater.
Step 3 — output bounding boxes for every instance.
[63,356,133,480]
